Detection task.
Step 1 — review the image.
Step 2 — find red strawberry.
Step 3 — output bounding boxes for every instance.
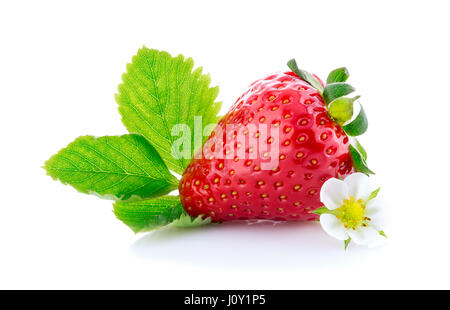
[179,67,354,222]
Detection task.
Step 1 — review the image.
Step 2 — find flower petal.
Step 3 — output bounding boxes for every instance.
[348,226,380,245]
[320,178,349,210]
[320,214,349,240]
[344,172,371,200]
[365,198,386,229]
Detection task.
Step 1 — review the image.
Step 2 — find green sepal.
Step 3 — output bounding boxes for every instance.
[349,144,375,175]
[312,206,329,215]
[287,59,324,93]
[323,82,355,105]
[312,206,338,216]
[171,213,212,228]
[327,96,360,125]
[344,237,351,250]
[352,138,367,161]
[367,187,381,202]
[326,67,349,84]
[343,103,368,136]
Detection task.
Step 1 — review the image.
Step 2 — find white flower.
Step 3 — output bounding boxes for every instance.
[317,172,386,248]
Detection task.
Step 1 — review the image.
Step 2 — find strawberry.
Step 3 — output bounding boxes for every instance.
[179,61,356,222]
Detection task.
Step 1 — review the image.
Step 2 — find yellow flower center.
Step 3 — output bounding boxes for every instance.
[336,196,369,230]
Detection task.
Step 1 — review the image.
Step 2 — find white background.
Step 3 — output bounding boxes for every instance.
[1,0,449,289]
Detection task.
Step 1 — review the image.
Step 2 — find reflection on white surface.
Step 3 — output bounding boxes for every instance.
[132,220,370,270]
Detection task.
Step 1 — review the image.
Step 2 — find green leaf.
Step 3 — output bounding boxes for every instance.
[326,67,349,84]
[287,59,324,93]
[343,103,368,136]
[352,138,367,161]
[44,134,178,200]
[322,82,355,105]
[368,187,381,202]
[171,213,212,228]
[327,96,360,125]
[113,195,183,233]
[344,237,351,250]
[349,144,375,175]
[116,47,222,174]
